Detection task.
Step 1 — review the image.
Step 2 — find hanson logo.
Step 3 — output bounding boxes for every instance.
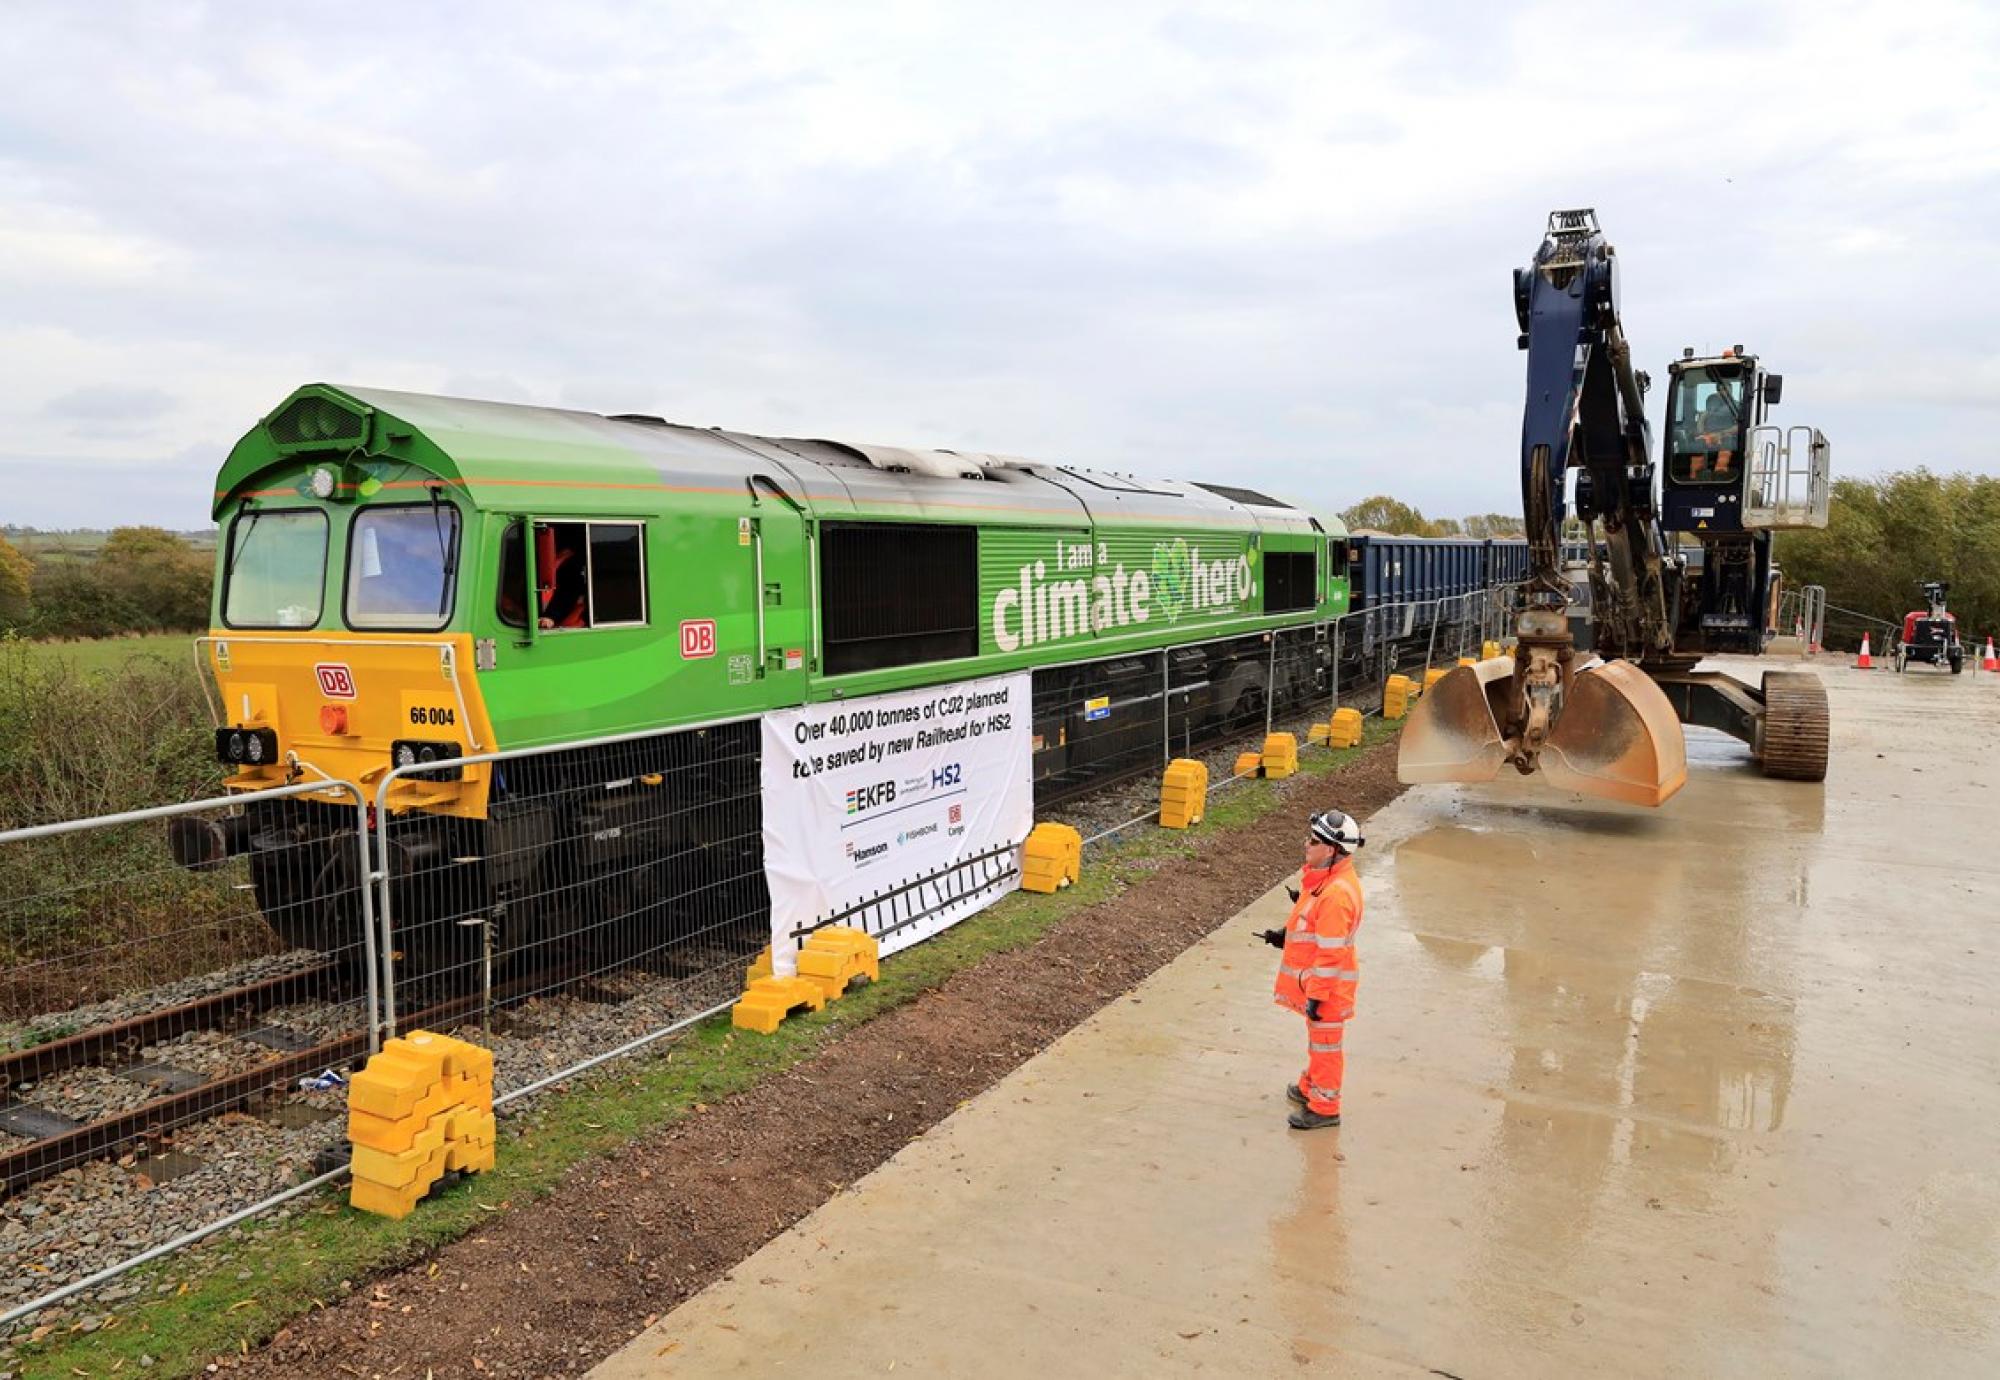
[848,840,890,866]
[845,780,897,815]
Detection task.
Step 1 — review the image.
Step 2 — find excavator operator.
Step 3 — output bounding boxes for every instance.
[1259,809,1365,1130]
[1691,383,1740,479]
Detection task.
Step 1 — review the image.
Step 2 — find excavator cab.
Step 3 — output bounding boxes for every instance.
[1660,349,1829,535]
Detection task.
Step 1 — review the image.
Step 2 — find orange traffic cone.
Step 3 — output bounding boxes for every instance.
[1983,636,1998,672]
[1854,633,1874,669]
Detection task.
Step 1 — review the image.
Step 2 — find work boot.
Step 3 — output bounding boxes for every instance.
[1287,1106,1341,1131]
[1286,1084,1307,1107]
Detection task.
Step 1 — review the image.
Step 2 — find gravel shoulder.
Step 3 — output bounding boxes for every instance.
[213,737,1407,1380]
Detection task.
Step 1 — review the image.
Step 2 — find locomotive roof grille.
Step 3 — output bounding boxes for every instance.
[1192,482,1292,510]
[268,394,367,450]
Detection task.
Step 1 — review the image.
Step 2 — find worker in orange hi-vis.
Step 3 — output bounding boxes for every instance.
[1259,809,1365,1130]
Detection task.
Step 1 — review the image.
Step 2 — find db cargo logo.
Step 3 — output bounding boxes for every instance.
[314,663,357,699]
[680,619,717,659]
[844,780,897,815]
[949,804,963,825]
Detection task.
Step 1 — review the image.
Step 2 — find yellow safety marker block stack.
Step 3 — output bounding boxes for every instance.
[733,926,883,1033]
[731,975,826,1034]
[347,1030,495,1220]
[1383,674,1418,719]
[1423,666,1451,694]
[1233,750,1263,778]
[795,925,881,1001]
[1021,821,1083,893]
[1306,722,1331,745]
[1159,758,1209,829]
[1261,732,1300,780]
[1326,706,1364,748]
[1482,640,1502,660]
[1458,656,1477,668]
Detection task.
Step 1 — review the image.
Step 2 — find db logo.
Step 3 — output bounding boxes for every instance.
[679,619,717,659]
[314,663,357,699]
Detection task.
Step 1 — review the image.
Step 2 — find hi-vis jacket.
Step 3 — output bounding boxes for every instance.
[1272,856,1363,1021]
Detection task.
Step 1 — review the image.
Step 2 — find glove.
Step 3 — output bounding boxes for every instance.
[1257,927,1286,949]
[1305,998,1323,1022]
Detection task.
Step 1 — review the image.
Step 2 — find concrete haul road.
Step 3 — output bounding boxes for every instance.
[596,660,2000,1378]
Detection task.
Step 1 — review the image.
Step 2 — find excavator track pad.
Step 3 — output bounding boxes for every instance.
[1758,671,1830,781]
[1541,660,1688,807]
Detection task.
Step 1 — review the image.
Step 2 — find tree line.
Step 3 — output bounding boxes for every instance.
[1337,496,1525,539]
[0,528,212,638]
[1776,470,2000,642]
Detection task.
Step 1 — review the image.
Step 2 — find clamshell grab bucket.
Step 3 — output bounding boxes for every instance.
[1397,657,1516,785]
[1540,659,1687,807]
[1397,655,1687,808]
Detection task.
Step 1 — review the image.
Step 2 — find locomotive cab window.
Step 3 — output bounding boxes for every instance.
[498,520,648,630]
[346,502,461,631]
[820,521,977,674]
[222,507,328,629]
[1263,549,1317,614]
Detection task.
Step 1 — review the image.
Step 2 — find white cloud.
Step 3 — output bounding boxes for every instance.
[0,0,1995,529]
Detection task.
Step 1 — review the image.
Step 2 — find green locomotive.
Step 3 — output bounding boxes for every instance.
[194,384,1350,967]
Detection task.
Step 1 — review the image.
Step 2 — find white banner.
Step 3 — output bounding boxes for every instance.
[761,673,1033,977]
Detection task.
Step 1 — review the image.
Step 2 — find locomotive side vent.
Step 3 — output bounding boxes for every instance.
[268,395,366,449]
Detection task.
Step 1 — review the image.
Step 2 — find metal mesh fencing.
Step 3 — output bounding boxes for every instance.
[374,718,766,1103]
[0,784,372,1316]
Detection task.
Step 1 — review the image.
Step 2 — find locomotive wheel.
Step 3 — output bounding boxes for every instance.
[1759,670,1829,782]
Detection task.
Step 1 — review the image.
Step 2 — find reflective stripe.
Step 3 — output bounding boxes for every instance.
[1309,1085,1341,1101]
[1308,967,1360,980]
[1309,1040,1343,1053]
[1313,936,1354,951]
[1277,963,1304,978]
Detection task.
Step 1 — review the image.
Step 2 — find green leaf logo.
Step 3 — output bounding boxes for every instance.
[1151,538,1192,623]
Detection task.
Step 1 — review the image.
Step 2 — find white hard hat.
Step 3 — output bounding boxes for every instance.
[1309,809,1364,853]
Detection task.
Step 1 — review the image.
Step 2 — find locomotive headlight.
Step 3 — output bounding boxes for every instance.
[309,465,338,499]
[390,739,464,782]
[214,727,278,768]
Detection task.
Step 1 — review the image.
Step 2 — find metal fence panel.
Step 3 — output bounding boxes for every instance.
[0,782,371,1317]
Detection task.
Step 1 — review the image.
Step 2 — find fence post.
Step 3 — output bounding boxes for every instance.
[1331,618,1344,718]
[1422,596,1442,682]
[1264,632,1277,737]
[1160,649,1171,765]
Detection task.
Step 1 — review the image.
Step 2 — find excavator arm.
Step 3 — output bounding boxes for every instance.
[1400,210,1688,807]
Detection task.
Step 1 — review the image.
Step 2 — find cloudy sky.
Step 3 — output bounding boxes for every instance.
[3,0,1995,530]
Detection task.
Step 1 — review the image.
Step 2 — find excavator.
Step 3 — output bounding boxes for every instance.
[1400,209,1832,806]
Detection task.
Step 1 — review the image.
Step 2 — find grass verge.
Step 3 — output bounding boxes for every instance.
[11,720,1399,1379]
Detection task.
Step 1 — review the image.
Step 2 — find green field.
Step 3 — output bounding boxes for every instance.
[15,631,199,675]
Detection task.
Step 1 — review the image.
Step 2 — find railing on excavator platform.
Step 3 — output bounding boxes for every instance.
[1743,426,1832,530]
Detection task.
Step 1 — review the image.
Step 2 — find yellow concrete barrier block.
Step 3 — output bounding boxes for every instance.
[1021,821,1083,893]
[1159,758,1209,829]
[1383,674,1418,721]
[1306,722,1331,744]
[745,945,773,986]
[447,1140,497,1175]
[1233,750,1262,778]
[346,1045,443,1122]
[731,975,829,1034]
[1327,707,1364,748]
[349,1177,425,1221]
[1423,666,1450,693]
[796,945,869,1001]
[1458,656,1476,667]
[348,1079,457,1153]
[351,1120,449,1190]
[1262,732,1300,780]
[1482,640,1501,660]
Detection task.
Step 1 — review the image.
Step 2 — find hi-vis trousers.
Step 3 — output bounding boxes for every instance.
[1298,1018,1344,1115]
